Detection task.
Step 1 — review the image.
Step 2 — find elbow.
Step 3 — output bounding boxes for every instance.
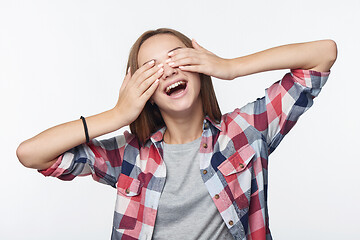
[328,40,337,63]
[16,141,36,169]
[323,39,338,70]
[311,39,338,72]
[17,140,58,170]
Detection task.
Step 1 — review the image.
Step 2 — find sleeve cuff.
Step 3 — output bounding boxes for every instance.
[38,154,66,177]
[291,68,330,89]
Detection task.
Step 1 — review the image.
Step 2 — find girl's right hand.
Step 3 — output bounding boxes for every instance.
[114,60,164,126]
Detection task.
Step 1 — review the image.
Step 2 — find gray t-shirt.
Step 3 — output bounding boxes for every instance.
[152,137,234,240]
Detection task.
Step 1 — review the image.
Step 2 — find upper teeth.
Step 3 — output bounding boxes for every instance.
[166,81,185,93]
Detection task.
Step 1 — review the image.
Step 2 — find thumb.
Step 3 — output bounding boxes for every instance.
[120,67,132,92]
[192,38,211,53]
[192,38,204,50]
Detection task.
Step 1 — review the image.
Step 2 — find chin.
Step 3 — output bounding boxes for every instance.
[158,95,202,118]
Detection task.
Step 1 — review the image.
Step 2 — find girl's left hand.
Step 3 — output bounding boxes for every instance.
[167,39,236,80]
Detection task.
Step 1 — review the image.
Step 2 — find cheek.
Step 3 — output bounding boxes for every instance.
[150,87,162,102]
[184,71,200,82]
[189,74,201,92]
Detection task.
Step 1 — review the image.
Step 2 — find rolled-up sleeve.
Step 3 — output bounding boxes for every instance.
[38,132,135,188]
[239,69,330,154]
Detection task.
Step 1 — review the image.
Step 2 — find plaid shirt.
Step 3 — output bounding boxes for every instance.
[40,69,330,240]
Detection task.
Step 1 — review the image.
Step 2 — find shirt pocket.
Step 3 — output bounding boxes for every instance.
[113,174,143,230]
[218,144,256,210]
[117,174,143,197]
[218,144,256,176]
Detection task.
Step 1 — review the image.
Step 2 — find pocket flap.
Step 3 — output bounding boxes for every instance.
[116,174,143,197]
[218,144,256,176]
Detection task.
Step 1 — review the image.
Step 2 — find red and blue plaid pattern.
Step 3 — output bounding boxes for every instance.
[39,69,330,240]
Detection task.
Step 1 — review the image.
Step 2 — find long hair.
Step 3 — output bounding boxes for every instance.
[126,28,222,144]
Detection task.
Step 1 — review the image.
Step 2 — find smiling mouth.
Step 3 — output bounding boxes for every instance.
[165,81,187,96]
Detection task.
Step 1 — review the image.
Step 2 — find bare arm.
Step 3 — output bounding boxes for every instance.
[231,39,337,77]
[168,39,337,79]
[16,60,163,170]
[16,109,126,170]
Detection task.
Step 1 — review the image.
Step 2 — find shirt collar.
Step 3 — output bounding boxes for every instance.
[149,116,222,144]
[149,126,166,143]
[204,115,222,131]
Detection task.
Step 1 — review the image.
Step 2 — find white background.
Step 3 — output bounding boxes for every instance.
[1,0,359,239]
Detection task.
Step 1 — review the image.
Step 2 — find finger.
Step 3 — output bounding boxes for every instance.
[120,67,132,92]
[134,62,163,86]
[192,39,210,53]
[124,67,132,83]
[140,78,160,101]
[132,60,156,82]
[136,63,164,87]
[169,56,201,68]
[167,49,199,63]
[168,47,197,59]
[138,67,164,93]
[178,65,202,73]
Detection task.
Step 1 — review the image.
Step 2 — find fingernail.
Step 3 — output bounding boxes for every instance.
[168,62,174,66]
[158,68,164,73]
[148,60,155,65]
[165,58,171,63]
[168,52,174,56]
[157,63,164,68]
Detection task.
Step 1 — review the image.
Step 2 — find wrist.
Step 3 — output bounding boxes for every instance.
[228,57,247,79]
[109,107,129,128]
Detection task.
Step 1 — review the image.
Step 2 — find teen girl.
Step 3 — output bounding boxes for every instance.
[17,28,337,240]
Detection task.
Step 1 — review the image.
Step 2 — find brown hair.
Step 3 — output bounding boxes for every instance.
[126,28,222,144]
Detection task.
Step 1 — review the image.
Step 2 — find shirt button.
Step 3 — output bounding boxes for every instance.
[125,188,130,194]
[229,220,234,226]
[214,194,220,199]
[203,143,208,148]
[203,170,207,174]
[204,123,209,129]
[239,163,244,168]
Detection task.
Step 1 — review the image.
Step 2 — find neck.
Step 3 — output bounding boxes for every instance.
[161,99,204,145]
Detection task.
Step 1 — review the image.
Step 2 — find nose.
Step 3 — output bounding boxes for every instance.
[161,63,177,80]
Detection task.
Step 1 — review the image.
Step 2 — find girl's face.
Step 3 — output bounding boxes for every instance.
[137,34,202,117]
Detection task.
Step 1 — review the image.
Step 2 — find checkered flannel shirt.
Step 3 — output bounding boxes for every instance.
[39,69,330,240]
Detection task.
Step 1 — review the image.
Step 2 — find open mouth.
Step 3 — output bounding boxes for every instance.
[165,80,187,96]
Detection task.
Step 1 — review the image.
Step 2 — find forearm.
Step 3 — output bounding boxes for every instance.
[231,39,337,77]
[16,108,126,170]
